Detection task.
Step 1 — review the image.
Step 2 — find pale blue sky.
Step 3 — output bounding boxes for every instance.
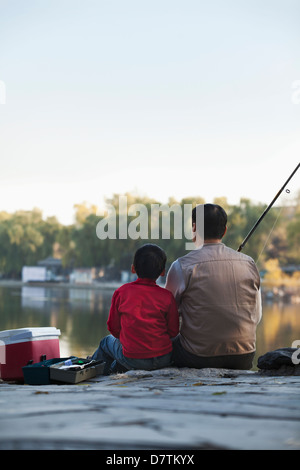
[0,0,299,224]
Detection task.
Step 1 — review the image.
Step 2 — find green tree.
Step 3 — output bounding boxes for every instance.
[225,198,278,265]
[0,209,60,277]
[0,192,299,279]
[287,214,300,263]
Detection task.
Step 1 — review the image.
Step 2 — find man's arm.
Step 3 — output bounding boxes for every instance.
[165,260,186,306]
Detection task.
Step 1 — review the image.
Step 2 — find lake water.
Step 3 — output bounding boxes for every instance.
[0,284,299,370]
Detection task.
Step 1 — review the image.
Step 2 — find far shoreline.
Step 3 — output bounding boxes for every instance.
[0,279,121,290]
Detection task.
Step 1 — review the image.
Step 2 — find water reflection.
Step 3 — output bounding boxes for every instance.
[0,285,299,368]
[0,286,113,358]
[256,301,300,360]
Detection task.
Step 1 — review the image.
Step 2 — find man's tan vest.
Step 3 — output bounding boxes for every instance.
[178,243,261,357]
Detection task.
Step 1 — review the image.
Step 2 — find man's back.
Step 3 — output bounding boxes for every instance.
[166,243,261,357]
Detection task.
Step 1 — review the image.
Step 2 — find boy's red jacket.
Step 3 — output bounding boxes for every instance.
[107,278,179,358]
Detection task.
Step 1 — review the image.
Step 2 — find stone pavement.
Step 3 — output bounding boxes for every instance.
[0,367,299,450]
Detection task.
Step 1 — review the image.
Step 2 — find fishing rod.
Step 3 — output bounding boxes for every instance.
[237,162,300,252]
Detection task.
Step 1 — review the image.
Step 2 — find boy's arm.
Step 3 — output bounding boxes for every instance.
[107,291,121,338]
[165,260,186,307]
[166,294,180,338]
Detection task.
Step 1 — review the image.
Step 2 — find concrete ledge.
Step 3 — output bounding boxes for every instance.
[1,367,300,450]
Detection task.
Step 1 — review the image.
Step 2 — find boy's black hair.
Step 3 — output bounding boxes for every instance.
[192,203,227,240]
[133,244,167,280]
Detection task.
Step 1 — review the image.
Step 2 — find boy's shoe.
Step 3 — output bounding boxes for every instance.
[110,360,129,374]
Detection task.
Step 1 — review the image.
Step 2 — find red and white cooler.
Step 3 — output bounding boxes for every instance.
[0,327,61,382]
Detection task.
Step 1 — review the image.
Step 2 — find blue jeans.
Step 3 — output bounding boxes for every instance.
[92,335,173,375]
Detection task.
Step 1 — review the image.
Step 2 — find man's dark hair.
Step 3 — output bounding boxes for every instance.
[133,244,167,279]
[192,203,227,240]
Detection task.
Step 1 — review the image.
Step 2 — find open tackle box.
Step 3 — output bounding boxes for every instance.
[22,356,105,385]
[49,357,105,384]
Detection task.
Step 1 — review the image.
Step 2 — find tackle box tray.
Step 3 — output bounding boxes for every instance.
[49,358,105,384]
[22,357,76,385]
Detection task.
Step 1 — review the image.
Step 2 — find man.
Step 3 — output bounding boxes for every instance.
[166,203,262,370]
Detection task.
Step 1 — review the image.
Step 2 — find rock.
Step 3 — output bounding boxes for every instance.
[257,348,299,370]
[258,364,300,376]
[1,365,300,450]
[110,367,255,381]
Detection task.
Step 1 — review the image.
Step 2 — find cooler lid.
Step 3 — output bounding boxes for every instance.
[0,327,61,343]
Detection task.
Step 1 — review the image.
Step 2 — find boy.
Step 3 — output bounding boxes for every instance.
[91,244,179,375]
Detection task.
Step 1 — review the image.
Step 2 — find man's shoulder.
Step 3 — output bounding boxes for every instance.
[220,244,255,262]
[222,245,258,269]
[177,249,199,266]
[177,243,256,267]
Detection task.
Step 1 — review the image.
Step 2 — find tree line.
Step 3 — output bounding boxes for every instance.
[0,193,299,279]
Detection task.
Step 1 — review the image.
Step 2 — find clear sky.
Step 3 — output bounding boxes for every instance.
[0,0,299,224]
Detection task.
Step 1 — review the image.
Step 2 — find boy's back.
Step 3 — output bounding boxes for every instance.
[107,277,179,359]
